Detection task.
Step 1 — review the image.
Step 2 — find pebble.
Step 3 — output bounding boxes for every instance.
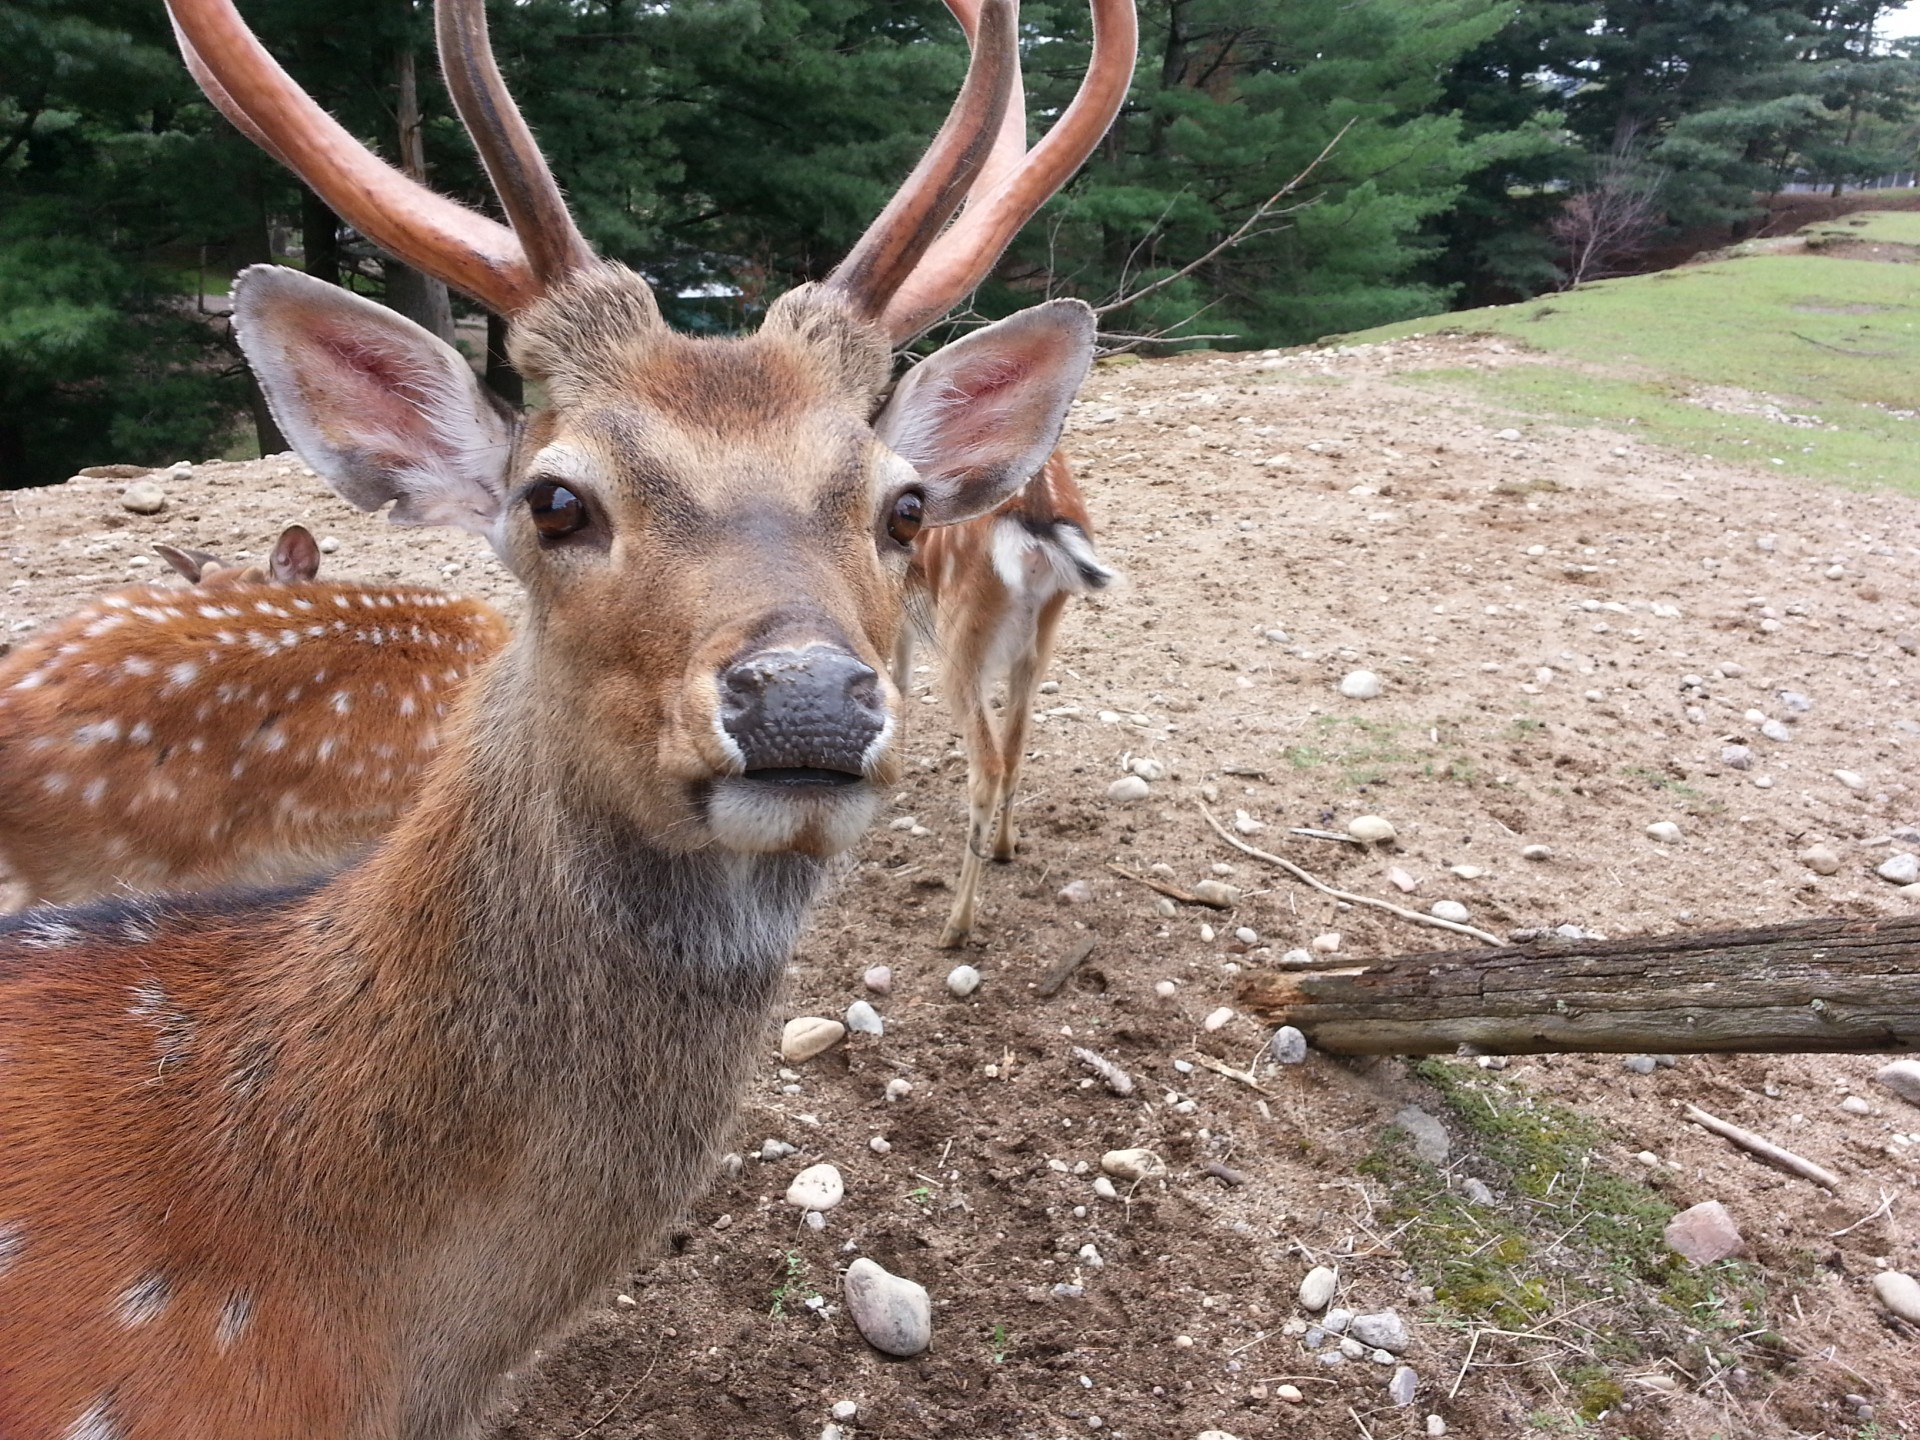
[1520,844,1552,861]
[885,1077,913,1102]
[1780,689,1813,715]
[1461,1177,1494,1205]
[1269,1026,1308,1065]
[1277,1384,1304,1403]
[1058,879,1096,904]
[120,480,166,514]
[822,1426,845,1440]
[1154,980,1178,999]
[1800,845,1841,876]
[1645,821,1683,843]
[1393,1106,1450,1165]
[1622,1055,1657,1075]
[1721,744,1754,770]
[1840,1094,1872,1116]
[1339,669,1382,700]
[1871,1271,1920,1325]
[1430,900,1471,924]
[1324,1307,1353,1334]
[1347,815,1397,844]
[1279,948,1313,966]
[1427,1416,1447,1437]
[864,965,892,995]
[1760,719,1793,743]
[869,1135,891,1154]
[831,1401,858,1422]
[1833,769,1867,792]
[760,1138,797,1161]
[317,535,341,554]
[1192,880,1238,908]
[1389,1366,1419,1407]
[1876,853,1919,886]
[1198,923,1216,941]
[845,1000,884,1036]
[1233,926,1259,945]
[1232,809,1266,835]
[1385,868,1418,895]
[1195,1432,1244,1440]
[781,1017,846,1062]
[1874,1059,1920,1107]
[947,965,982,998]
[786,1163,845,1212]
[1448,864,1484,879]
[1350,1310,1410,1354]
[1298,1265,1337,1312]
[843,1257,932,1356]
[1107,776,1151,804]
[1311,932,1341,954]
[1092,1176,1119,1200]
[1100,1148,1162,1181]
[1202,1006,1235,1032]
[1338,1336,1366,1360]
[1129,757,1167,781]
[1664,1200,1744,1264]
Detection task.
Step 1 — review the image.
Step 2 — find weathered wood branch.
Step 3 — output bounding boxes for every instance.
[1236,916,1920,1056]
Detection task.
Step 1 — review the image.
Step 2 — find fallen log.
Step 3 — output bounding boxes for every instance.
[1236,915,1920,1056]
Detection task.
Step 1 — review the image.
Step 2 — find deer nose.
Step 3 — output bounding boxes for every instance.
[718,644,887,778]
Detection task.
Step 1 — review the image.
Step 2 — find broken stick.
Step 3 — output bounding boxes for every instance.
[1684,1104,1844,1192]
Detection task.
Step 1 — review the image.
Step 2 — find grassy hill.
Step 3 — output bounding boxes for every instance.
[1341,211,1919,495]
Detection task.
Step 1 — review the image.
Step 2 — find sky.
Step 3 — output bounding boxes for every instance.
[1885,3,1920,41]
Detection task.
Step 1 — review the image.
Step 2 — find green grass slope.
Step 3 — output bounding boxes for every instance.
[1342,213,1918,493]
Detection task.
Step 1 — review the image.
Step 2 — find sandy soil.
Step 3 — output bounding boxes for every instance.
[3,333,1917,1439]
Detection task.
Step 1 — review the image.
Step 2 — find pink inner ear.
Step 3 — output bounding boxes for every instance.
[300,313,451,450]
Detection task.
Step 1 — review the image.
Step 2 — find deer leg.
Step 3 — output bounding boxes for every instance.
[938,657,1002,950]
[991,594,1067,862]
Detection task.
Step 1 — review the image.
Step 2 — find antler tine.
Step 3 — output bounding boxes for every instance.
[881,0,1138,344]
[937,0,1030,204]
[166,0,539,313]
[436,0,599,296]
[824,0,1019,323]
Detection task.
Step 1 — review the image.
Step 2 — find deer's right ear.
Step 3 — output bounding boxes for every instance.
[233,266,517,535]
[269,524,323,583]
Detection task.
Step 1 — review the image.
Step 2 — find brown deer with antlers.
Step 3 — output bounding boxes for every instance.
[0,525,508,909]
[0,0,1133,1435]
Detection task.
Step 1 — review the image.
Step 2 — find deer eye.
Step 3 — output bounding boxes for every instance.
[886,490,925,547]
[528,481,589,540]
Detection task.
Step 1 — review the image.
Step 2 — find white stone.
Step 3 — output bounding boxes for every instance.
[1311,932,1341,954]
[1093,1175,1118,1200]
[1386,867,1418,892]
[1430,900,1471,924]
[1233,926,1258,945]
[845,1000,884,1036]
[1347,815,1397,844]
[1389,1366,1419,1406]
[317,535,341,554]
[884,1077,913,1102]
[1520,844,1552,861]
[1646,821,1683,843]
[1100,1148,1162,1181]
[1800,845,1841,876]
[843,1257,932,1356]
[1339,670,1382,700]
[869,1135,891,1154]
[1874,1059,1920,1108]
[1269,1026,1308,1065]
[1232,809,1266,835]
[782,1017,846,1062]
[831,1401,858,1422]
[1129,757,1167,781]
[1350,1310,1410,1354]
[120,480,166,514]
[1298,1265,1337,1312]
[1840,1094,1872,1116]
[1058,878,1096,904]
[1760,718,1792,743]
[1192,880,1239,908]
[1876,853,1919,886]
[947,964,982,998]
[1154,980,1178,999]
[1427,1416,1447,1437]
[1833,769,1867,792]
[1107,775,1151,804]
[1202,1006,1235,1032]
[786,1163,845,1212]
[1871,1271,1920,1325]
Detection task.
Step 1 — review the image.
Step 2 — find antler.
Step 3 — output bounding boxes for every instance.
[166,0,592,314]
[879,0,1138,344]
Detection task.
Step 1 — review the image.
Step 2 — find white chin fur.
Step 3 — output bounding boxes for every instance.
[707,779,880,855]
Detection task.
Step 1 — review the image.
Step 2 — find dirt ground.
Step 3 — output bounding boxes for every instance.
[3,332,1917,1439]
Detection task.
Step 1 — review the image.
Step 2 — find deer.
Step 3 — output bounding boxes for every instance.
[0,0,1135,1435]
[899,453,1114,947]
[0,522,509,909]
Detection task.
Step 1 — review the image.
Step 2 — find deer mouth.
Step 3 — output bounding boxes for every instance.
[739,766,866,789]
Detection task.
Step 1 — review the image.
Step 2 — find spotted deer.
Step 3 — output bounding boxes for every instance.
[899,452,1114,947]
[0,525,508,908]
[0,0,1134,1435]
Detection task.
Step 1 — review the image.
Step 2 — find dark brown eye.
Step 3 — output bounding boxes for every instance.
[887,490,925,546]
[528,481,588,540]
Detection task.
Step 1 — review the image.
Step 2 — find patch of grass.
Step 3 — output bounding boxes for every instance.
[988,1321,1011,1363]
[1281,715,1412,787]
[1340,222,1920,495]
[1805,209,1920,246]
[768,1249,818,1320]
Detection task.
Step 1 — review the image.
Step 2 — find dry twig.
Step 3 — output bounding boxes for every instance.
[1071,1045,1134,1097]
[1683,1104,1844,1191]
[1106,862,1229,908]
[1198,804,1504,946]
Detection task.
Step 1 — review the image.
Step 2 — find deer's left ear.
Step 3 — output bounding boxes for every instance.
[874,299,1095,525]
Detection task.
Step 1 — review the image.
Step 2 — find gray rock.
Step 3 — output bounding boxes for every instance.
[1461,1177,1494,1206]
[1191,879,1239,908]
[1389,1366,1419,1407]
[1873,1058,1920,1108]
[845,1000,884,1036]
[1339,670,1382,700]
[1760,719,1793,743]
[1871,1271,1920,1325]
[844,1257,932,1356]
[1339,1336,1366,1360]
[1622,1055,1657,1075]
[760,1138,797,1160]
[120,480,166,514]
[1664,1200,1744,1264]
[1720,744,1754,771]
[1875,852,1919,886]
[1520,844,1553,861]
[1779,690,1813,715]
[1269,1026,1308,1065]
[1303,1327,1326,1349]
[1298,1265,1337,1312]
[1106,775,1151,804]
[1393,1106,1450,1165]
[1800,845,1841,876]
[1324,1307,1354,1334]
[1430,900,1471,924]
[946,964,982,998]
[1350,1309,1410,1354]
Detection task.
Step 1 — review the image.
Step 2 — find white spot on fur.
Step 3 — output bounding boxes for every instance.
[216,1290,254,1351]
[331,690,353,715]
[167,660,199,688]
[116,1273,170,1327]
[129,980,166,1018]
[0,1221,24,1276]
[18,921,83,950]
[83,777,107,808]
[73,719,121,744]
[41,773,69,796]
[62,1399,119,1440]
[129,720,153,744]
[121,657,154,678]
[399,696,417,717]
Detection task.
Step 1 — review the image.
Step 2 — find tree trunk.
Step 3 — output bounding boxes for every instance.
[233,158,289,457]
[1237,916,1920,1056]
[385,40,456,344]
[302,186,343,287]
